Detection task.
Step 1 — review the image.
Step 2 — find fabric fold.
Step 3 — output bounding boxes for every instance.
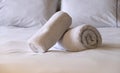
[28,11,72,53]
[59,24,102,52]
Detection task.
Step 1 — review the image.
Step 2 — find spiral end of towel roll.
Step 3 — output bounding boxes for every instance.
[28,41,47,53]
[80,24,102,49]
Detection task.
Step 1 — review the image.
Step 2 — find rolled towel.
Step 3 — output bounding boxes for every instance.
[59,24,102,52]
[28,11,72,53]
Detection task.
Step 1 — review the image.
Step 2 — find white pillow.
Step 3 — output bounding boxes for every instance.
[118,0,120,27]
[61,0,117,28]
[0,0,58,27]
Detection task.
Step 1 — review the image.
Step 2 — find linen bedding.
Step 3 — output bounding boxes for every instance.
[0,26,120,73]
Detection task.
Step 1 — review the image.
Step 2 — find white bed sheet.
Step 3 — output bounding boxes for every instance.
[0,26,120,73]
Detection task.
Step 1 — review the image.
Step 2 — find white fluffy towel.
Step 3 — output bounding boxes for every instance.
[28,11,72,53]
[59,24,102,52]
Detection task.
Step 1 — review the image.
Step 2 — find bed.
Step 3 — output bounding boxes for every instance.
[0,0,120,73]
[0,26,120,73]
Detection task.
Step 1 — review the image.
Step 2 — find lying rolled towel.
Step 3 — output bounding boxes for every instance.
[28,11,72,53]
[59,24,102,52]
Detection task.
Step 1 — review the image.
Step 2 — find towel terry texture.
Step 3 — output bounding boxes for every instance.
[59,24,102,52]
[28,11,72,53]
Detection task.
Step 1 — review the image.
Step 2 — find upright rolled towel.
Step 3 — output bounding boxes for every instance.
[59,24,102,52]
[28,11,72,53]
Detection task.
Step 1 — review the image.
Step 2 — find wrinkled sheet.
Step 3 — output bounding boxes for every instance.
[0,26,120,73]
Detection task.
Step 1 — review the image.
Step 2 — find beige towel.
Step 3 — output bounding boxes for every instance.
[28,11,72,53]
[59,24,102,52]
